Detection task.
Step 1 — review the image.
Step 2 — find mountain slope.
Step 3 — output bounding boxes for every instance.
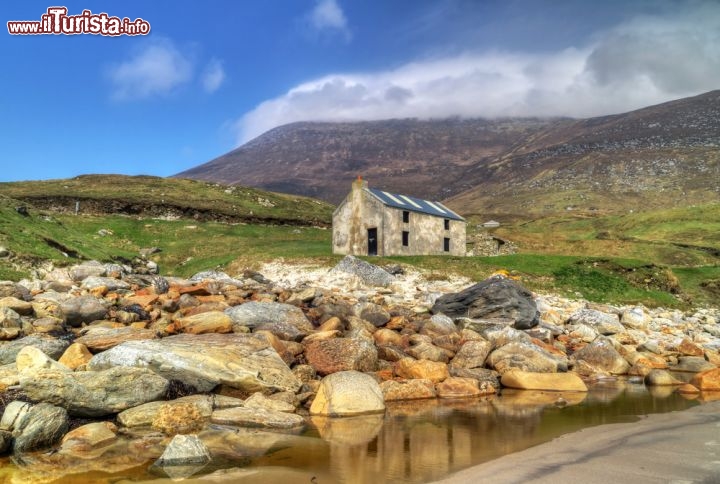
[176,118,560,203]
[178,90,720,217]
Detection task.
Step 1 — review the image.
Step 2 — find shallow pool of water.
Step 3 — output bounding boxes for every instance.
[0,380,706,484]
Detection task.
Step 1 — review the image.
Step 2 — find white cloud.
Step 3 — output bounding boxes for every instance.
[202,58,226,93]
[236,4,720,143]
[107,38,193,100]
[308,0,350,40]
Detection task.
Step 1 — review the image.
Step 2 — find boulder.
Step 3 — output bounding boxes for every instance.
[394,358,449,383]
[673,356,716,373]
[211,407,304,429]
[354,302,391,327]
[244,392,296,413]
[75,326,157,351]
[174,311,233,335]
[88,333,300,393]
[677,338,704,357]
[16,346,70,374]
[380,379,437,401]
[12,403,68,454]
[0,336,69,365]
[0,307,21,329]
[621,307,649,329]
[154,433,211,466]
[690,368,720,391]
[81,276,130,291]
[421,314,458,337]
[60,422,118,453]
[449,367,501,388]
[118,395,214,428]
[330,255,394,287]
[20,366,169,417]
[449,340,492,369]
[406,341,453,363]
[69,261,106,282]
[436,377,489,398]
[571,337,630,375]
[58,343,93,369]
[225,302,313,335]
[487,341,566,374]
[500,370,587,392]
[152,402,208,435]
[431,276,539,330]
[373,328,404,347]
[477,325,531,347]
[305,338,377,376]
[567,309,625,335]
[0,400,32,431]
[310,370,385,416]
[60,295,108,327]
[0,297,32,316]
[644,369,683,386]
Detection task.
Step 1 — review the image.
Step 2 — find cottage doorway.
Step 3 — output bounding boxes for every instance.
[367,228,378,255]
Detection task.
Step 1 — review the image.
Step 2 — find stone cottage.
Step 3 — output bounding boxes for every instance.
[332,178,466,256]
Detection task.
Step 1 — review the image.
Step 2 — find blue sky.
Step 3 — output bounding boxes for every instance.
[2,0,719,181]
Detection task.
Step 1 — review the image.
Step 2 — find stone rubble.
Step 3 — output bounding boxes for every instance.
[0,255,717,477]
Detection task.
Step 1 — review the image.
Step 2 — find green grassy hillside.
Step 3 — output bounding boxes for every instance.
[0,175,333,226]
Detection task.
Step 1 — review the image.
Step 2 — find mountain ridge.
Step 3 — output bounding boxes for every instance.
[177,90,720,218]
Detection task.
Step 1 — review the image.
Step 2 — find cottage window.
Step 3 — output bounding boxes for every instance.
[402,231,409,246]
[444,219,450,230]
[443,237,450,252]
[402,210,409,223]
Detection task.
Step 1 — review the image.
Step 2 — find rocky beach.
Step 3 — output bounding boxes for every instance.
[0,255,718,483]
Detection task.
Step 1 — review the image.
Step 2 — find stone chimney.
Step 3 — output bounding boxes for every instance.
[352,175,368,192]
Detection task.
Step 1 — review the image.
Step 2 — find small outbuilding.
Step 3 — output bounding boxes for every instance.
[332,178,466,256]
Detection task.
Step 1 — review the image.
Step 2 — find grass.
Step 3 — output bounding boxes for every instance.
[55,214,334,278]
[0,176,718,308]
[0,174,333,226]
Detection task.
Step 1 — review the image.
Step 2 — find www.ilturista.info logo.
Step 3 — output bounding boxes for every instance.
[7,7,150,36]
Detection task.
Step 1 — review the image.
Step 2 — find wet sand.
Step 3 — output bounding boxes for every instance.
[435,400,720,484]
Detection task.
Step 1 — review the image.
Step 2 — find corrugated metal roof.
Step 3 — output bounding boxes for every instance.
[366,188,465,221]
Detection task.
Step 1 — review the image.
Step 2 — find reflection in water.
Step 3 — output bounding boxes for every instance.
[0,381,701,484]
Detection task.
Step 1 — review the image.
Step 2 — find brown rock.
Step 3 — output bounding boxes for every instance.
[380,379,436,401]
[394,358,449,383]
[373,328,404,347]
[449,340,492,369]
[305,338,378,376]
[174,311,233,334]
[678,383,701,394]
[678,338,704,357]
[152,402,206,435]
[500,370,587,392]
[60,422,117,453]
[302,330,341,344]
[0,297,33,316]
[436,377,488,398]
[318,316,344,332]
[75,327,157,352]
[570,337,630,375]
[690,368,720,391]
[406,342,454,363]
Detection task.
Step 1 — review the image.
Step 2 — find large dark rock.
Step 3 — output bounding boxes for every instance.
[431,276,539,330]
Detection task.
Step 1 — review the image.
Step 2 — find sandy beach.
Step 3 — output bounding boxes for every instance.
[435,400,720,484]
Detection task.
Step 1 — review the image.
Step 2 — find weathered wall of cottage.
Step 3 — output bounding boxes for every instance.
[333,179,385,255]
[381,207,465,256]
